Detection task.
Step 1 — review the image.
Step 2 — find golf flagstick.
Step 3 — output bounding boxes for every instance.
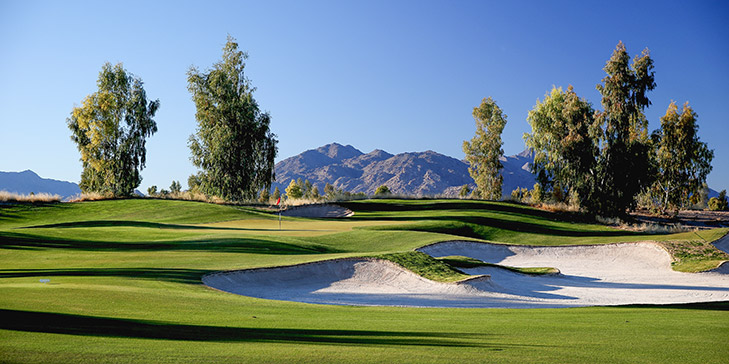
[276,196,281,230]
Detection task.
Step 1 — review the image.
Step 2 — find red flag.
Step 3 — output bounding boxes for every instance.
[276,197,281,205]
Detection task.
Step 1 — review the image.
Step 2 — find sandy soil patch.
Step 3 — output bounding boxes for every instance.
[204,236,729,308]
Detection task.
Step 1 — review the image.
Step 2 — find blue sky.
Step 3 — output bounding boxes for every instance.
[1,0,727,193]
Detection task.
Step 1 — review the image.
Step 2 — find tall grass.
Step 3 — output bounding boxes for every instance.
[0,190,61,203]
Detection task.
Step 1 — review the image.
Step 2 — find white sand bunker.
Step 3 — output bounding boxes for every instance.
[280,204,354,218]
[204,238,729,308]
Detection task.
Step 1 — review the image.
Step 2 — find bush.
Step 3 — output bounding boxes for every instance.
[285,180,303,199]
[374,185,391,196]
[708,190,728,211]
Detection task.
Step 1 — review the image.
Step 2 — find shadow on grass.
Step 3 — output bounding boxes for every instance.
[362,219,642,241]
[339,200,580,221]
[0,309,519,348]
[0,231,338,254]
[0,268,211,284]
[21,220,289,232]
[339,201,643,240]
[618,301,729,311]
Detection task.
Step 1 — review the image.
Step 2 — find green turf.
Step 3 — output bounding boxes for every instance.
[1,198,728,363]
[437,255,560,275]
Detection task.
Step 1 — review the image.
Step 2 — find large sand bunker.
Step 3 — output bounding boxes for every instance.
[204,236,729,308]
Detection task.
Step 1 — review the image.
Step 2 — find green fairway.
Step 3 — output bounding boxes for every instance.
[1,199,727,363]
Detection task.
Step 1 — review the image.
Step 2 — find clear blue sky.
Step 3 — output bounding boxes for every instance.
[1,0,727,193]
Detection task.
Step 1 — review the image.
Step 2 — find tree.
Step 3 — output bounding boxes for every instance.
[272,186,281,202]
[258,188,270,204]
[303,180,313,198]
[593,42,656,216]
[187,173,203,192]
[311,186,320,199]
[525,86,599,206]
[463,97,507,200]
[709,190,728,211]
[374,185,391,196]
[459,184,471,199]
[650,101,713,213]
[285,180,303,199]
[324,183,335,197]
[187,36,278,201]
[67,62,159,197]
[170,181,182,194]
[147,185,158,197]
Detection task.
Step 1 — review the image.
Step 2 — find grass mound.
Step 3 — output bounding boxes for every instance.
[375,251,469,282]
[436,255,560,275]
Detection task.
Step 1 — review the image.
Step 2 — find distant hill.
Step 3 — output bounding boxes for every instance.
[0,170,81,199]
[0,170,144,199]
[273,143,538,198]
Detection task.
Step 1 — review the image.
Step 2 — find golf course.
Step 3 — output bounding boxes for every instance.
[1,198,728,363]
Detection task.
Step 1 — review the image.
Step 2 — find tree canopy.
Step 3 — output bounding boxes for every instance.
[187,36,278,201]
[67,62,159,197]
[525,86,599,207]
[650,101,713,213]
[593,42,656,216]
[463,97,506,200]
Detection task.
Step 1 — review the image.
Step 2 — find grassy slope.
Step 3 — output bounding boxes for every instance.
[1,199,728,363]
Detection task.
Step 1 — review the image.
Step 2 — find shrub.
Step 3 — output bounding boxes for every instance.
[708,190,728,211]
[0,191,61,203]
[285,180,303,199]
[374,185,391,196]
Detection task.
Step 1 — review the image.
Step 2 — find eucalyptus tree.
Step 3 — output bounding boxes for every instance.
[188,36,278,201]
[525,86,599,206]
[593,41,656,216]
[67,62,159,197]
[650,101,713,213]
[463,97,506,200]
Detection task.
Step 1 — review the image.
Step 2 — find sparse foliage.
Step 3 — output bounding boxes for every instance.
[592,42,656,217]
[650,101,713,214]
[272,186,281,202]
[187,173,203,192]
[170,181,182,194]
[324,183,335,197]
[463,97,506,200]
[259,188,270,204]
[459,184,471,199]
[147,185,157,197]
[67,62,159,197]
[187,36,278,201]
[525,86,599,207]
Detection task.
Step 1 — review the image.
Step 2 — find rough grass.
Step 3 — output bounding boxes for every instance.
[376,251,469,282]
[1,198,728,363]
[662,239,729,272]
[437,255,560,275]
[0,190,61,203]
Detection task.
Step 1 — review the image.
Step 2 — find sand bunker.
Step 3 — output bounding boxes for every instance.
[280,204,354,218]
[204,236,729,308]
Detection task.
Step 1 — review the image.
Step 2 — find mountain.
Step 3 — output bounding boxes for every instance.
[0,170,145,199]
[0,170,81,199]
[273,143,538,198]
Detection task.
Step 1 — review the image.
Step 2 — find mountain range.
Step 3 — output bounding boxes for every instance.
[272,143,538,197]
[0,170,81,199]
[0,170,142,200]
